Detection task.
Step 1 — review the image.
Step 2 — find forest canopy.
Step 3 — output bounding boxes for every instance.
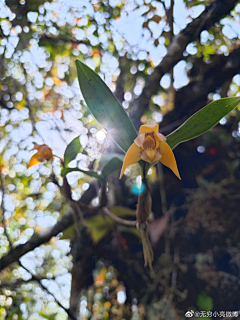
[1,0,240,319]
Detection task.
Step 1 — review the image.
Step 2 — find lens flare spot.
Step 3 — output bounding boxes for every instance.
[96,130,106,142]
[131,182,146,195]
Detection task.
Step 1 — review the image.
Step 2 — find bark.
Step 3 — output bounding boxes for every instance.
[68,229,95,320]
[129,0,239,130]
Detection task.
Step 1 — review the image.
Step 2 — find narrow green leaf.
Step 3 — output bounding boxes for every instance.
[101,154,124,178]
[75,60,138,152]
[166,97,240,149]
[111,206,136,217]
[61,167,101,179]
[64,136,82,167]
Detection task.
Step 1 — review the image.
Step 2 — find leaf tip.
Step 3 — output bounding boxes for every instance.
[75,59,84,72]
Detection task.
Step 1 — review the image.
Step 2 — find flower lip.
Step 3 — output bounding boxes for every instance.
[142,134,156,150]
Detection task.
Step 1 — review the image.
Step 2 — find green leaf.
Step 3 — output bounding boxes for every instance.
[61,224,77,240]
[166,97,240,150]
[101,154,124,178]
[75,60,138,152]
[86,215,112,243]
[197,291,213,311]
[39,312,57,320]
[111,206,136,217]
[61,167,101,179]
[64,136,82,167]
[86,207,136,243]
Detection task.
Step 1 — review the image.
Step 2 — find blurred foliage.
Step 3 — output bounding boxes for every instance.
[1,0,240,319]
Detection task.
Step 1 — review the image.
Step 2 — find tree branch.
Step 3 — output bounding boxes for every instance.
[0,179,139,270]
[129,0,238,129]
[1,172,76,317]
[39,34,87,45]
[161,46,240,130]
[0,181,99,271]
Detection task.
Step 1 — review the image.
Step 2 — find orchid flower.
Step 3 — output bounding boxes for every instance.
[120,124,181,179]
[29,144,53,168]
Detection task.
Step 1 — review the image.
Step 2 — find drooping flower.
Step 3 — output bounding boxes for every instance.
[120,124,181,179]
[29,144,53,168]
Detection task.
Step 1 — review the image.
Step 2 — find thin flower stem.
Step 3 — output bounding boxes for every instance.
[142,162,146,180]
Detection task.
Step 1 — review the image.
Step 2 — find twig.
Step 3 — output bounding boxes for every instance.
[0,274,59,289]
[168,0,175,111]
[102,207,136,227]
[169,0,174,42]
[18,260,77,320]
[159,0,167,12]
[51,117,69,145]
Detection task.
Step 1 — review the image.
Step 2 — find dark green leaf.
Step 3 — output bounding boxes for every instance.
[166,97,240,149]
[64,136,82,167]
[61,224,78,240]
[101,154,124,178]
[61,167,101,179]
[86,215,113,243]
[75,60,138,152]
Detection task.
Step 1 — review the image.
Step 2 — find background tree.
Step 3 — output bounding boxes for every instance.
[1,0,240,319]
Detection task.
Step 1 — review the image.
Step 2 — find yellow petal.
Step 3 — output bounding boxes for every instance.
[139,124,159,134]
[159,141,181,179]
[29,154,40,168]
[120,142,141,178]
